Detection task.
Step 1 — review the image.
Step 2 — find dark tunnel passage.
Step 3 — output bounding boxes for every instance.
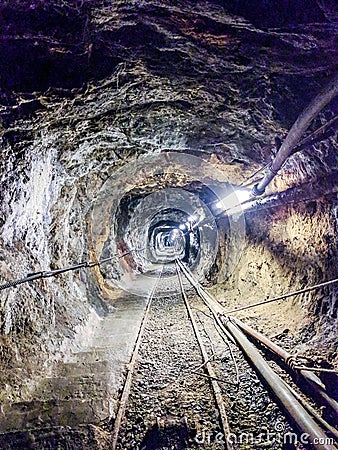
[0,1,337,449]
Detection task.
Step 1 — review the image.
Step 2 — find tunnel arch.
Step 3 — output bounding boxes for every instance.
[88,152,247,296]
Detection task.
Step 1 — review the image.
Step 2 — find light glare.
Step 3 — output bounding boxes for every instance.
[216,189,251,212]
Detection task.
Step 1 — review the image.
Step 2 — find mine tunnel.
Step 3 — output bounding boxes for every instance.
[0,1,337,449]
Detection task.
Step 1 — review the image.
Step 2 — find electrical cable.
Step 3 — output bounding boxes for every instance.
[224,278,338,315]
[239,162,270,188]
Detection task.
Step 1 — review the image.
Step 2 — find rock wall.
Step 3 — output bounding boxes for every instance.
[213,196,337,361]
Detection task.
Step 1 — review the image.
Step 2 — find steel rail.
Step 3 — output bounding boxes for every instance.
[175,262,232,449]
[231,317,338,418]
[224,318,337,450]
[176,259,241,384]
[175,259,235,343]
[110,267,163,450]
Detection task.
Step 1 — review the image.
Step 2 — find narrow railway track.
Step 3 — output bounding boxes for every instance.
[112,266,226,449]
[110,261,337,450]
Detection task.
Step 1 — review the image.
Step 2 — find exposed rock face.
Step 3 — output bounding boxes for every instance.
[0,0,337,445]
[213,199,337,356]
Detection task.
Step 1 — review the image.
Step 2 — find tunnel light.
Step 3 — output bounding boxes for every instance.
[216,189,251,212]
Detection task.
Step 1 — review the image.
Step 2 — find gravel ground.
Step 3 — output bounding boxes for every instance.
[188,294,301,450]
[114,276,311,450]
[116,282,224,449]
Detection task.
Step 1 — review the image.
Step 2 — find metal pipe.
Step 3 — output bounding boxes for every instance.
[278,373,338,441]
[253,74,338,195]
[232,172,338,217]
[177,261,338,415]
[290,114,338,155]
[175,259,236,344]
[232,317,338,414]
[232,317,289,360]
[224,318,336,450]
[176,260,337,447]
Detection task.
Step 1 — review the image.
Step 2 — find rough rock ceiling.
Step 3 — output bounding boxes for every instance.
[1,1,337,183]
[0,0,337,284]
